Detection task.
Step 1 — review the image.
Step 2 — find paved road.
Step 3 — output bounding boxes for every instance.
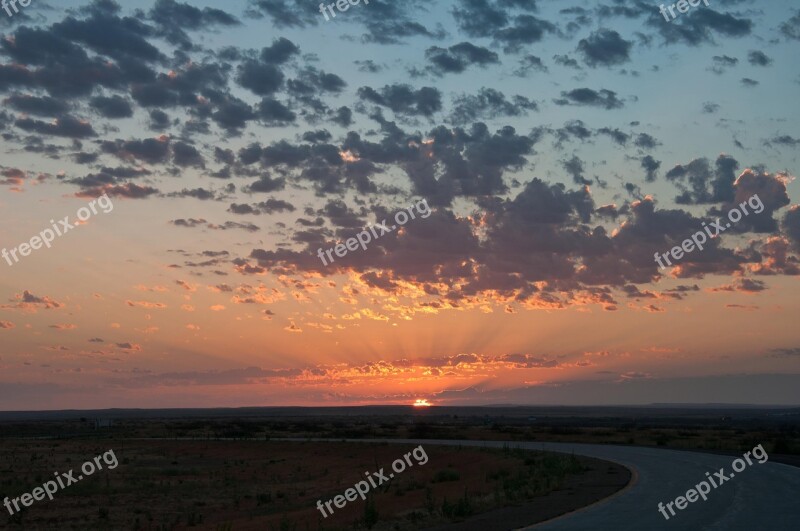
[292,438,800,531]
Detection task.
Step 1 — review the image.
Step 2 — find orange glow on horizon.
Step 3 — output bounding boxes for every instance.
[413,399,432,407]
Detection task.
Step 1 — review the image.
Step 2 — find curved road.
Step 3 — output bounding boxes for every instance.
[298,438,800,530]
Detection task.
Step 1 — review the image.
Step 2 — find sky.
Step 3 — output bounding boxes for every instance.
[0,0,799,410]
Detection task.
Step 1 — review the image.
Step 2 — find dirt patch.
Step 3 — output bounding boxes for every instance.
[422,455,631,530]
[0,439,630,530]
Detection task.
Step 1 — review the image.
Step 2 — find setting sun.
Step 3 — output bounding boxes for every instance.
[413,399,432,407]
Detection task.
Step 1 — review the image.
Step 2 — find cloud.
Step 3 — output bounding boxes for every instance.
[358,84,443,117]
[90,95,133,118]
[650,7,753,46]
[115,342,142,351]
[15,116,96,137]
[554,88,624,109]
[665,154,738,205]
[448,88,537,125]
[494,15,557,53]
[747,50,772,66]
[780,9,800,41]
[424,42,500,76]
[769,347,800,358]
[169,218,260,232]
[6,94,69,116]
[2,291,63,311]
[642,155,661,182]
[75,183,159,199]
[166,187,216,200]
[577,29,632,67]
[126,300,167,309]
[709,55,738,74]
[49,324,78,330]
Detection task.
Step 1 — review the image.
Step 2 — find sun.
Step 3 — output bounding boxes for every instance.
[413,399,432,407]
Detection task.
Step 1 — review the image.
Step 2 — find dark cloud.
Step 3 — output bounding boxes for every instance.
[554,120,592,143]
[245,0,320,28]
[767,135,800,148]
[248,174,287,193]
[90,95,133,118]
[15,115,96,138]
[553,54,581,69]
[354,0,445,45]
[358,84,443,117]
[448,87,537,125]
[167,188,216,200]
[258,198,296,213]
[228,203,259,215]
[257,98,296,125]
[102,137,170,164]
[302,129,332,143]
[149,0,239,48]
[68,165,151,188]
[554,88,624,109]
[229,198,296,215]
[494,15,557,53]
[650,7,753,46]
[666,154,737,205]
[577,29,632,67]
[148,109,170,130]
[783,206,800,252]
[634,133,659,149]
[747,50,772,66]
[424,42,500,75]
[562,155,591,185]
[76,182,159,198]
[452,0,510,38]
[172,141,205,167]
[52,10,163,63]
[769,347,800,358]
[355,60,382,73]
[642,155,661,182]
[331,106,353,127]
[780,9,800,40]
[597,127,628,145]
[211,95,256,132]
[709,54,738,74]
[260,37,300,64]
[711,168,791,233]
[237,61,284,96]
[6,94,70,116]
[171,218,260,232]
[513,54,547,76]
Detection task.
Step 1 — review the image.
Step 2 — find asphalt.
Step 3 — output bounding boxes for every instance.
[299,438,800,531]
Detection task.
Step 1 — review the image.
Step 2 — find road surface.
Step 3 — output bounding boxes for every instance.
[291,438,800,531]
